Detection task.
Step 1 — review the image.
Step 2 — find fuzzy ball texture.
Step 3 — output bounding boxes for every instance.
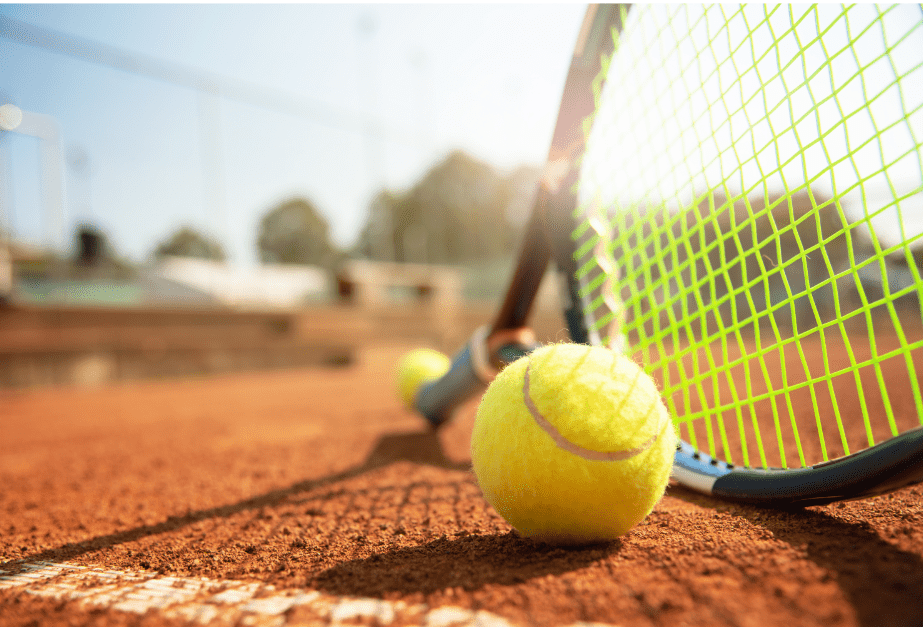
[397,348,451,408]
[471,343,674,545]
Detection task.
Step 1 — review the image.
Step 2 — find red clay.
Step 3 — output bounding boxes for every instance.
[2,342,923,626]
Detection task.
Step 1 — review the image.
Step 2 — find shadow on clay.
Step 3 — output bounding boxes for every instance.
[3,428,469,572]
[9,427,618,592]
[667,484,923,627]
[312,532,616,597]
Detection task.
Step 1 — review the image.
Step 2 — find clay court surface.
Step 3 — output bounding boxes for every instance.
[2,340,923,627]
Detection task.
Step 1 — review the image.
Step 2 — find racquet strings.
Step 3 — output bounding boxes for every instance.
[573,4,923,469]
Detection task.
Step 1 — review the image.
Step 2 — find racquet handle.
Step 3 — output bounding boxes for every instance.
[415,340,487,428]
[415,326,537,427]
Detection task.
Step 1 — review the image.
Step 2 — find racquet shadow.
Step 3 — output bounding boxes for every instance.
[667,484,923,627]
[2,428,470,572]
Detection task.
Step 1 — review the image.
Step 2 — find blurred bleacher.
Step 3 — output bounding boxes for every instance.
[0,239,568,389]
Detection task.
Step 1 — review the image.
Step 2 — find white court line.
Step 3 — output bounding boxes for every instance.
[0,560,620,626]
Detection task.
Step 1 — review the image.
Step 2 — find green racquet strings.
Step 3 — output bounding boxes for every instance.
[573,4,923,469]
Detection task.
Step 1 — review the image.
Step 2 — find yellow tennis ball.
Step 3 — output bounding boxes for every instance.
[471,343,674,545]
[397,348,451,408]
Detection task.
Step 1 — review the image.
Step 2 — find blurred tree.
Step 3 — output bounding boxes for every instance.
[257,197,336,267]
[70,223,136,278]
[75,224,107,266]
[153,226,226,262]
[356,151,538,264]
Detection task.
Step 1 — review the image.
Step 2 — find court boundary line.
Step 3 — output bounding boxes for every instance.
[0,560,619,627]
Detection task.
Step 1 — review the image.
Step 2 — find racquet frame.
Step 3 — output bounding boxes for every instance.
[415,3,923,506]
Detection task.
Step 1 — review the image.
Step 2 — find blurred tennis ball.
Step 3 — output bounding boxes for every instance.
[471,343,674,545]
[397,348,451,408]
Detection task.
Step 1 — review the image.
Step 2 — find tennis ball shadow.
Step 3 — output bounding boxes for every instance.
[311,532,618,597]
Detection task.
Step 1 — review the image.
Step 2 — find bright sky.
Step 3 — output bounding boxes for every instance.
[0,3,587,266]
[580,3,923,250]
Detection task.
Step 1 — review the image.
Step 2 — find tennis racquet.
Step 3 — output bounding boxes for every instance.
[409,3,923,506]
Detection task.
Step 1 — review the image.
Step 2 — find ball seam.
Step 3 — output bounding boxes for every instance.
[522,357,663,462]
